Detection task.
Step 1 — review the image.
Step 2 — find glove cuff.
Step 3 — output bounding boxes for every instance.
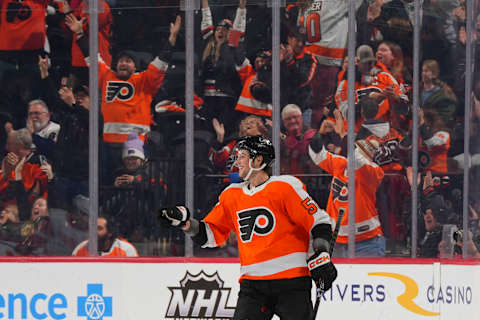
[307,252,331,271]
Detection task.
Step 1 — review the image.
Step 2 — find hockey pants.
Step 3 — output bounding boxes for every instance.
[233,276,313,320]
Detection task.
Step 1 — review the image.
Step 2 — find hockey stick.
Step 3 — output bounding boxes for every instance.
[312,208,345,320]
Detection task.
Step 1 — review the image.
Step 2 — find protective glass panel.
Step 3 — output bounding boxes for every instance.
[0,0,96,255]
[192,0,268,257]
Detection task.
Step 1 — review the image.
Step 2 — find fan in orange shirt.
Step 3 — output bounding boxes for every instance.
[159,135,337,319]
[72,216,138,257]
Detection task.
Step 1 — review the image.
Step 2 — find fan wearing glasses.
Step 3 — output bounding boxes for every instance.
[26,99,60,159]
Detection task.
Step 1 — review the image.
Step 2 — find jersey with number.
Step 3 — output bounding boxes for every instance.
[286,0,362,66]
[309,145,384,243]
[0,0,48,51]
[201,175,331,281]
[89,55,168,143]
[72,237,138,257]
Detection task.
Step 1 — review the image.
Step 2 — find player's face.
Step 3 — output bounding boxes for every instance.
[235,149,252,179]
[282,111,303,135]
[376,43,394,67]
[116,57,136,80]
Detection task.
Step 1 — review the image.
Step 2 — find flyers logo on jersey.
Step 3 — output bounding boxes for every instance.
[106,81,135,102]
[237,207,275,242]
[332,177,348,203]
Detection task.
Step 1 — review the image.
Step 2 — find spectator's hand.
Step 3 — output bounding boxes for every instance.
[58,87,75,107]
[65,14,85,34]
[469,204,479,220]
[333,109,346,138]
[280,44,287,62]
[319,119,335,135]
[212,118,225,143]
[453,5,466,22]
[14,156,27,181]
[114,175,134,187]
[422,170,433,191]
[367,0,383,22]
[384,84,397,101]
[4,122,13,135]
[406,166,421,188]
[5,152,19,173]
[169,15,182,46]
[284,44,294,63]
[40,162,54,181]
[264,118,273,128]
[38,55,49,79]
[419,107,425,126]
[26,118,35,134]
[239,0,246,9]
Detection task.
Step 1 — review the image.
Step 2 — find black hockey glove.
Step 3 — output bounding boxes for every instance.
[158,206,190,227]
[307,251,337,291]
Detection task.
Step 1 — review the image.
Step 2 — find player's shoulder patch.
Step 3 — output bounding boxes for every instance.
[222,181,247,192]
[270,175,304,190]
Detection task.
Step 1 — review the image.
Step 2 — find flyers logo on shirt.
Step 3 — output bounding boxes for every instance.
[106,81,135,102]
[6,1,32,22]
[332,177,348,203]
[237,207,275,242]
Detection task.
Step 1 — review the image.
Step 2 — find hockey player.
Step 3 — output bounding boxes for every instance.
[159,135,337,319]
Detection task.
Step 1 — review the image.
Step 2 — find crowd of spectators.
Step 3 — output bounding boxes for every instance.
[1,0,480,258]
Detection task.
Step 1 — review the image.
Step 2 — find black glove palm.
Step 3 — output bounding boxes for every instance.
[158,206,190,227]
[307,251,338,291]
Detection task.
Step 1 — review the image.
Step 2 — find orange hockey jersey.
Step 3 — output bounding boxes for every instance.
[234,58,273,117]
[72,237,138,257]
[201,175,331,281]
[421,131,450,173]
[90,55,168,143]
[308,145,384,243]
[0,0,48,51]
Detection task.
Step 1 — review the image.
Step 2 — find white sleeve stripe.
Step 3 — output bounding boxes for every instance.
[235,58,250,70]
[71,240,88,256]
[308,145,345,166]
[201,222,218,248]
[151,57,168,71]
[424,131,449,147]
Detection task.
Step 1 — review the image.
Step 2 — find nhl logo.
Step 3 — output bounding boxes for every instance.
[165,271,235,319]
